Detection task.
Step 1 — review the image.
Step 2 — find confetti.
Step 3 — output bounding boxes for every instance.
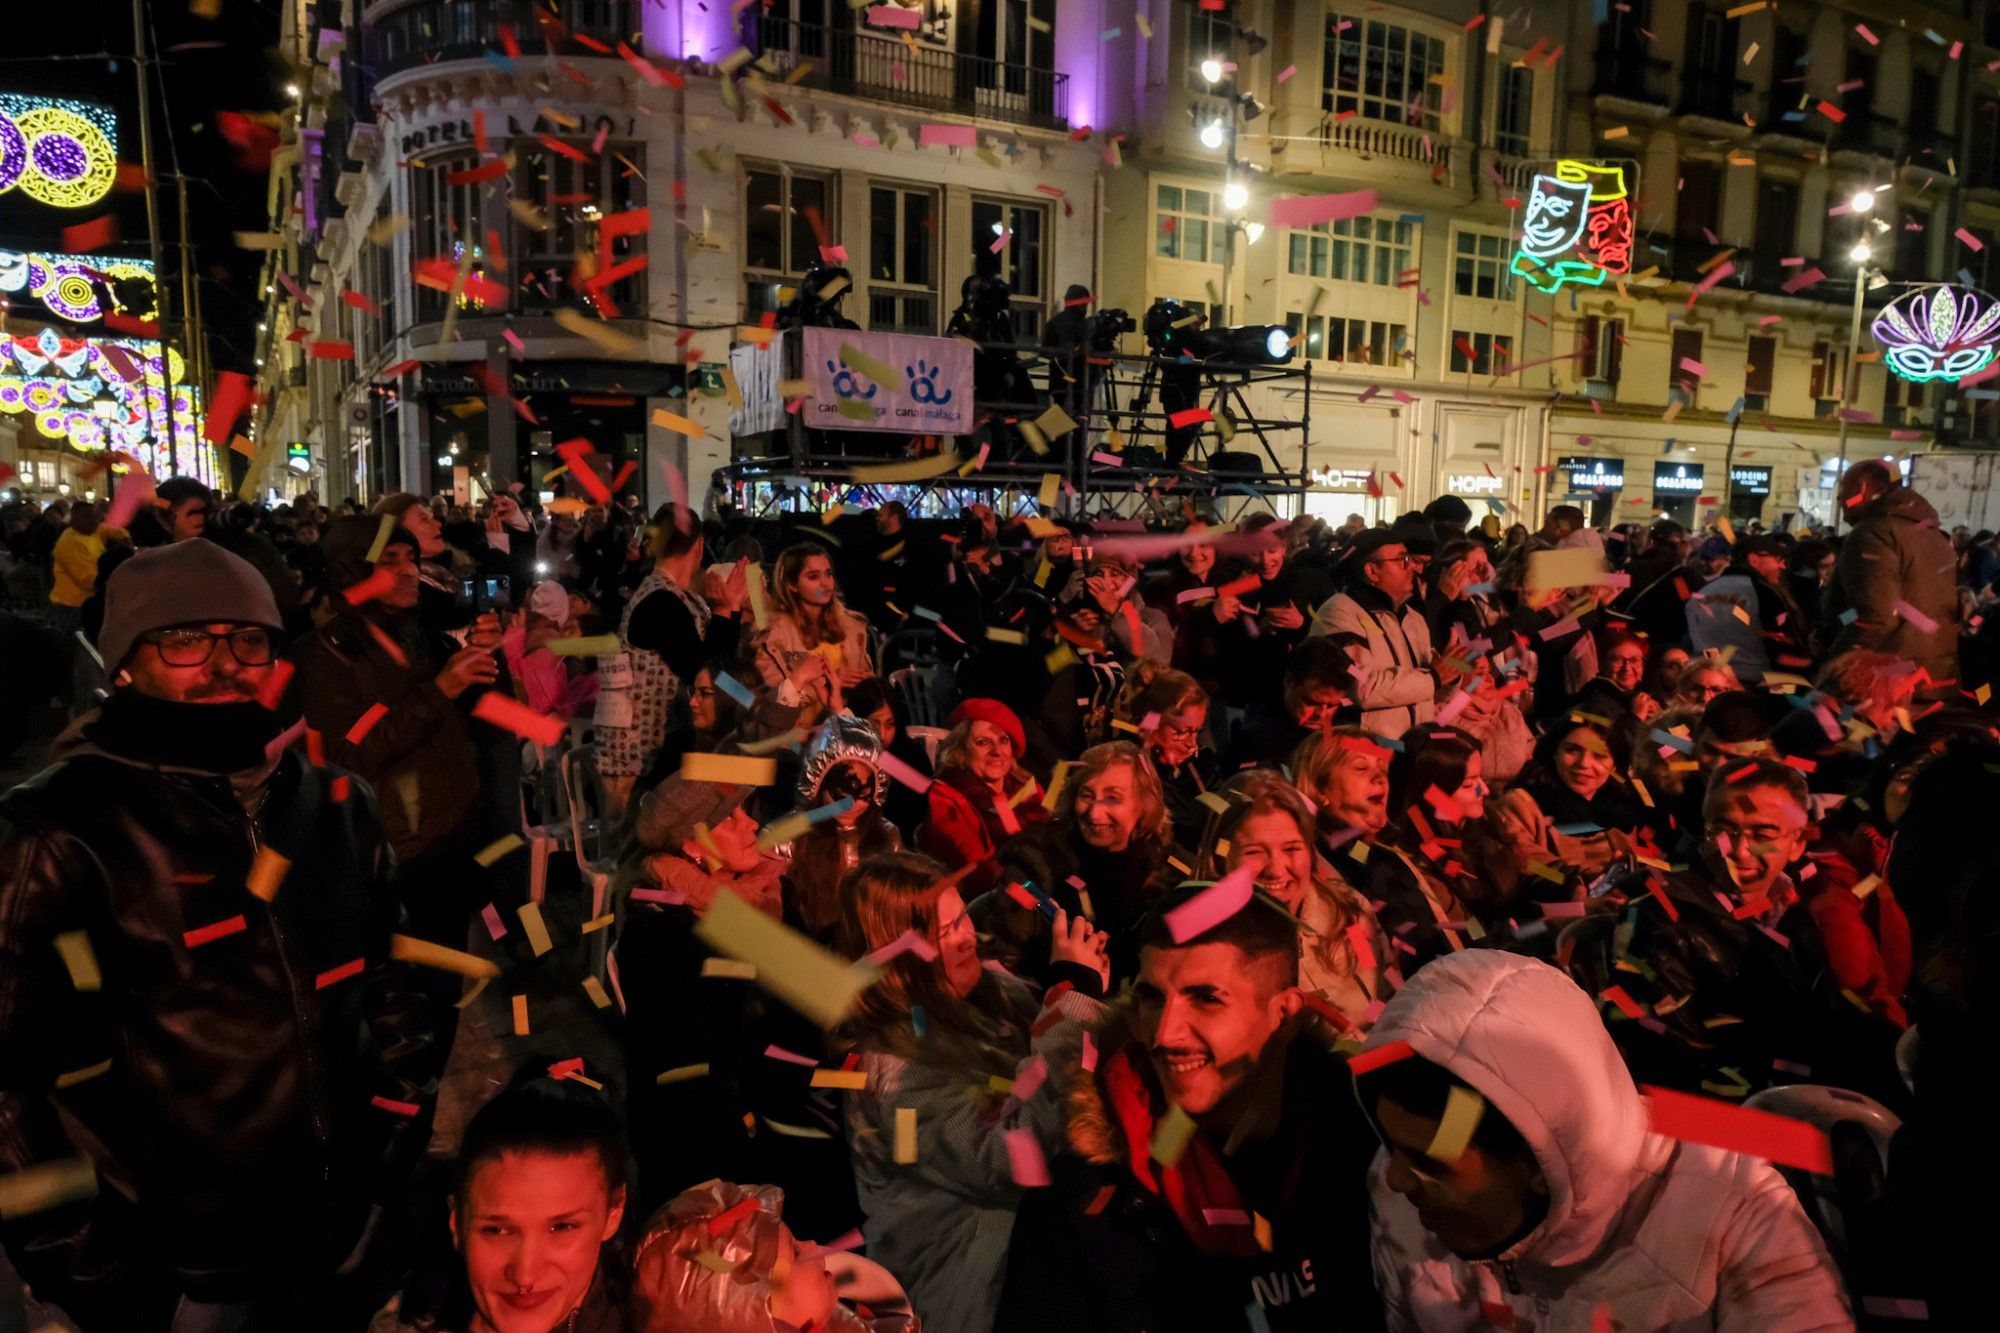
[246,847,290,903]
[54,931,102,991]
[1642,1085,1832,1173]
[0,1159,97,1221]
[679,753,779,786]
[693,890,880,1028]
[472,693,566,746]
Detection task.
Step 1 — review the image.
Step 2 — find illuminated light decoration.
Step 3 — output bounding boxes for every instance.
[0,96,118,209]
[1871,284,2000,384]
[1511,160,1634,294]
[0,329,208,482]
[0,248,154,324]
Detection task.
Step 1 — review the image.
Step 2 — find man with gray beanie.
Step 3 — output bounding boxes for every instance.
[0,539,435,1329]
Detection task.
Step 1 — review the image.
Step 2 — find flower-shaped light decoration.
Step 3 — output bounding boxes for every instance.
[1872,284,2000,384]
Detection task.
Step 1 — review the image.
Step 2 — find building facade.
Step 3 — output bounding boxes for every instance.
[247,0,2000,529]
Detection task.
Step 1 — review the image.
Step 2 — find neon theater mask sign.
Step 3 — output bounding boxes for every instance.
[0,95,118,209]
[1511,160,1634,294]
[1871,285,2000,384]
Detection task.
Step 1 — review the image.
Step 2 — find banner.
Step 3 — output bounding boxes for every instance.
[802,327,972,434]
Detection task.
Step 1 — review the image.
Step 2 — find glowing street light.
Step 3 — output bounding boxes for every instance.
[1199,119,1226,150]
[1200,57,1224,84]
[1849,241,1873,263]
[1850,189,1876,213]
[1223,179,1248,211]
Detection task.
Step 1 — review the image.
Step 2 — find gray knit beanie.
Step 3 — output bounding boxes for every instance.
[98,539,284,671]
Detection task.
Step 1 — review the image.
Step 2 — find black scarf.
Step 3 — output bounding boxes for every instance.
[85,690,286,776]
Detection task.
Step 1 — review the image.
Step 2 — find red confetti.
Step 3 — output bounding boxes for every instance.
[61,214,117,253]
[370,1095,422,1117]
[345,702,390,745]
[183,915,248,949]
[341,566,401,607]
[256,659,295,711]
[472,692,566,746]
[1642,1085,1834,1174]
[1348,1039,1416,1075]
[315,958,365,989]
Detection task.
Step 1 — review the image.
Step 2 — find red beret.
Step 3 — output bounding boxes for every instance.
[950,697,1025,755]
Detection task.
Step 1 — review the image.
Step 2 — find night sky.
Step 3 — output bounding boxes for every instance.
[3,1,289,380]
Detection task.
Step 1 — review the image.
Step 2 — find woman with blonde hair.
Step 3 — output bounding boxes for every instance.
[752,543,872,713]
[916,698,1048,896]
[1207,769,1391,1028]
[1671,651,1743,711]
[977,740,1178,985]
[1114,660,1216,848]
[836,851,1107,1333]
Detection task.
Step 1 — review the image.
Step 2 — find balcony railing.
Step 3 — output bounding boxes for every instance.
[364,0,633,82]
[1591,45,1673,106]
[1317,116,1460,188]
[751,17,1068,131]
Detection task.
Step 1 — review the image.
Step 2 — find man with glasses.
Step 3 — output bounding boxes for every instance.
[0,540,432,1329]
[1308,528,1454,740]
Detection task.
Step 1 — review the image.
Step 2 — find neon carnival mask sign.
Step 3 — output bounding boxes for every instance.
[1871,284,2000,384]
[1511,160,1634,294]
[0,95,118,209]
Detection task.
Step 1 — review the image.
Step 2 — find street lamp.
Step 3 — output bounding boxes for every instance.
[1199,119,1227,150]
[1832,242,1877,533]
[1223,179,1249,212]
[1849,189,1876,214]
[1200,57,1224,85]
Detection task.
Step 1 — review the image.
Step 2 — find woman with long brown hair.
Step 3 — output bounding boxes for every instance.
[752,543,872,714]
[835,851,1107,1333]
[1206,769,1391,1028]
[1114,661,1217,849]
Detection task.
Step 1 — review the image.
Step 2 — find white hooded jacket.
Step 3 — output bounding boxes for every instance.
[1362,952,1854,1332]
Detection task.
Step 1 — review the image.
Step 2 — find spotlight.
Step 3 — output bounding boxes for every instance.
[1199,119,1227,150]
[1849,241,1873,263]
[1145,299,1293,366]
[1849,189,1876,213]
[1237,93,1265,123]
[1200,57,1224,84]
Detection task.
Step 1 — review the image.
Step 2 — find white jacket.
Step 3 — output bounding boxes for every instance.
[1363,952,1854,1332]
[1308,588,1437,739]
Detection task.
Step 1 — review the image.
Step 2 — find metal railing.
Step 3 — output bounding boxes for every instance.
[1679,69,1751,121]
[364,0,633,81]
[751,17,1068,131]
[1590,46,1673,105]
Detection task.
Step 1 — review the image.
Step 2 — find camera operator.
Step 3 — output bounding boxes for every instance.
[1041,283,1094,416]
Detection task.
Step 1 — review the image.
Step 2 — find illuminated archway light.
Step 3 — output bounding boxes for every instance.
[1511,159,1633,294]
[1872,284,2000,384]
[0,327,208,481]
[0,95,118,209]
[0,248,152,323]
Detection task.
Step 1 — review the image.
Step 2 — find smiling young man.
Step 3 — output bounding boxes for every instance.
[1358,951,1851,1330]
[994,890,1383,1333]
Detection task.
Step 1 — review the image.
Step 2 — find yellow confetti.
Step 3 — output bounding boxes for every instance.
[679,752,779,786]
[1037,472,1062,510]
[987,626,1025,645]
[518,901,555,957]
[512,994,531,1036]
[1150,1104,1196,1166]
[54,931,101,991]
[656,1063,711,1085]
[894,1107,918,1163]
[0,1159,97,1221]
[702,957,759,980]
[581,913,617,934]
[554,308,642,354]
[1427,1085,1485,1161]
[365,212,410,244]
[849,453,964,483]
[582,976,613,1010]
[810,1068,868,1090]
[54,1059,111,1090]
[693,890,880,1028]
[651,407,708,437]
[246,846,290,903]
[391,934,501,979]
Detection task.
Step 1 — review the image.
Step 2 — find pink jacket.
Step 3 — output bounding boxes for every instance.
[1364,952,1853,1332]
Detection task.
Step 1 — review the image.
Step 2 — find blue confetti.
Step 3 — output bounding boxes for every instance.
[714,671,755,708]
[805,796,857,826]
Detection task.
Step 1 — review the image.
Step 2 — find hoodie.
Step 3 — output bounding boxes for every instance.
[1820,484,1958,685]
[1362,952,1852,1331]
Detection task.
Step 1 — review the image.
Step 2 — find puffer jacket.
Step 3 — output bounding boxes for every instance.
[0,725,433,1307]
[1820,484,1958,685]
[1308,584,1437,739]
[1362,952,1853,1331]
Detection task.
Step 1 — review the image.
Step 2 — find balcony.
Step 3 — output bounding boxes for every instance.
[1308,116,1465,194]
[1591,45,1673,110]
[1678,69,1752,126]
[751,17,1068,131]
[364,0,633,82]
[1831,112,1902,162]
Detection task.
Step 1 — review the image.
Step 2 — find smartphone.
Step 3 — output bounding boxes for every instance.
[460,576,510,611]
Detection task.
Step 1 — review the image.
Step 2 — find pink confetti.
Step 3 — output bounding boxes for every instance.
[764,1045,819,1067]
[1781,266,1825,294]
[866,2,921,28]
[502,328,526,355]
[877,749,934,793]
[819,244,848,262]
[1268,189,1379,229]
[1163,864,1256,944]
[481,903,507,940]
[1276,63,1296,84]
[1005,1128,1051,1186]
[1894,599,1939,634]
[850,132,880,149]
[1854,23,1878,46]
[862,929,939,966]
[989,229,1013,253]
[1956,227,1984,253]
[1678,356,1708,377]
[919,123,977,148]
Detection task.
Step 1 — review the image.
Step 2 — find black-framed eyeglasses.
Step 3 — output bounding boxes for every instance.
[143,627,275,667]
[1368,553,1413,568]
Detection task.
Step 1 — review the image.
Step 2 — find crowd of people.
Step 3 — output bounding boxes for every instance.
[0,454,1994,1331]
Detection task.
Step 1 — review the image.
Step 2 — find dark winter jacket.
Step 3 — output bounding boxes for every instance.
[1820,484,1959,685]
[993,1005,1383,1333]
[0,714,432,1308]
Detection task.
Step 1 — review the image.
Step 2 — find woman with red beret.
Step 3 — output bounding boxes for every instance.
[916,698,1048,896]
